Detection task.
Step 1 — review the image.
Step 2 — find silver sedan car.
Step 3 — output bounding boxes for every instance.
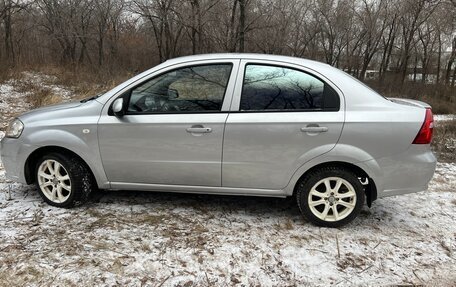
[0,54,436,227]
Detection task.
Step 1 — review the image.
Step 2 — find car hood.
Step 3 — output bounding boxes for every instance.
[21,101,83,117]
[18,100,103,124]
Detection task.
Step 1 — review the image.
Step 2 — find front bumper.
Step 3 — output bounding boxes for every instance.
[0,136,34,184]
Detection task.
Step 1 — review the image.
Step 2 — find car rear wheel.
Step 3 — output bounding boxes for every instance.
[296,167,365,227]
[35,153,93,207]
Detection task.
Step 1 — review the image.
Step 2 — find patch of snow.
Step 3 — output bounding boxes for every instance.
[0,81,31,130]
[434,114,455,122]
[429,162,456,192]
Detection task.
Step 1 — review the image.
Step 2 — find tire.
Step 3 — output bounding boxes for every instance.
[35,152,94,208]
[296,166,365,228]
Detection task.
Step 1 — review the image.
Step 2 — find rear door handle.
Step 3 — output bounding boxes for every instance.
[300,126,328,133]
[186,126,212,133]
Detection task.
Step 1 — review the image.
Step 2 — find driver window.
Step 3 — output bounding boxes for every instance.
[128,64,232,113]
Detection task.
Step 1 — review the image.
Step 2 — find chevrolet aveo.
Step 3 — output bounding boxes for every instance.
[0,54,436,227]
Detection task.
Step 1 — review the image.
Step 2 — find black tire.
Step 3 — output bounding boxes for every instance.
[296,166,365,228]
[35,152,94,208]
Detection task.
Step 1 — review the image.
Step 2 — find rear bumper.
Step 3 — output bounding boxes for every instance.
[370,145,436,198]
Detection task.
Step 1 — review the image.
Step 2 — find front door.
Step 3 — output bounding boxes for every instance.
[98,62,236,187]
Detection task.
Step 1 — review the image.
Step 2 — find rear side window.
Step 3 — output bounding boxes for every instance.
[240,64,340,112]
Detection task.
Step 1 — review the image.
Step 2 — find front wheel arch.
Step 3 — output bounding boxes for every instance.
[293,161,377,207]
[25,146,97,187]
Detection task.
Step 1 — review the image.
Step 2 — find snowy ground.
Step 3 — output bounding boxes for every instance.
[0,73,456,286]
[0,162,455,286]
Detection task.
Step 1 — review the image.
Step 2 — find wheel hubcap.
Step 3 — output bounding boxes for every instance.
[308,177,357,222]
[37,159,72,203]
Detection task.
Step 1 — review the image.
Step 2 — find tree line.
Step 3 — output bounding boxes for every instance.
[0,0,455,86]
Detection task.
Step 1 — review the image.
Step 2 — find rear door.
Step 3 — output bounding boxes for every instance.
[222,60,345,190]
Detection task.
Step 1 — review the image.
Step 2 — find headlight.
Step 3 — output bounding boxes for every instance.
[6,119,24,138]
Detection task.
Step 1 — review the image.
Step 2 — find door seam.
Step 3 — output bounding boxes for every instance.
[221,59,241,187]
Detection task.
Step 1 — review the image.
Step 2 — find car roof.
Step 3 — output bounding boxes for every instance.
[164,53,331,69]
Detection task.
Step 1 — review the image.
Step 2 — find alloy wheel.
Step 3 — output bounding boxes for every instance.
[307,177,357,222]
[37,159,72,203]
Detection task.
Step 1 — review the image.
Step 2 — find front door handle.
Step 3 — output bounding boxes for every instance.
[300,126,329,133]
[186,125,212,134]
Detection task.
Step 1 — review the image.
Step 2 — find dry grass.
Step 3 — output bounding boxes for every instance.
[26,87,56,107]
[37,65,133,101]
[1,65,134,109]
[11,73,65,108]
[366,79,456,115]
[433,119,456,162]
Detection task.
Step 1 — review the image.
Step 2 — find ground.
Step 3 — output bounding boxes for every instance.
[0,73,455,286]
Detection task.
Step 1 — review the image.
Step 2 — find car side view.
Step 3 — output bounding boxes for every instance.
[0,54,436,227]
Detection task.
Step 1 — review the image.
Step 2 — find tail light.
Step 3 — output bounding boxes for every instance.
[412,108,433,144]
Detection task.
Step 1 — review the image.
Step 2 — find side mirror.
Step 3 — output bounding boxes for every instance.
[112,98,125,117]
[168,89,179,99]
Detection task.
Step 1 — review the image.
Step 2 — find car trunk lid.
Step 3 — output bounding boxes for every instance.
[388,98,431,109]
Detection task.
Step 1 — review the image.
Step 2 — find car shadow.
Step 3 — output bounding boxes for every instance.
[89,188,302,218]
[88,188,378,226]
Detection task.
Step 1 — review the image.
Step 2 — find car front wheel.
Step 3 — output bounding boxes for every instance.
[35,152,93,207]
[296,167,365,227]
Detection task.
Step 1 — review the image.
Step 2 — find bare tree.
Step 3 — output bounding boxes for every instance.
[417,21,438,83]
[37,0,95,64]
[446,36,456,86]
[378,3,399,83]
[93,0,124,66]
[398,0,440,83]
[356,0,388,80]
[0,0,453,95]
[314,0,354,67]
[132,0,184,62]
[0,0,28,65]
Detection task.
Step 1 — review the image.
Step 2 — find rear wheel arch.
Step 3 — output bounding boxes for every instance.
[25,146,97,187]
[293,161,377,207]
